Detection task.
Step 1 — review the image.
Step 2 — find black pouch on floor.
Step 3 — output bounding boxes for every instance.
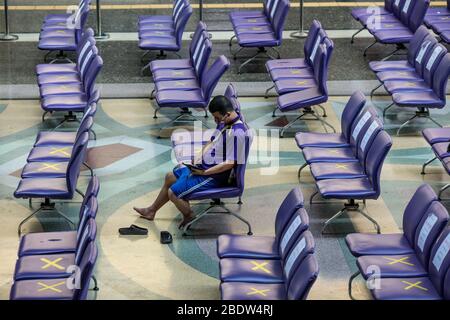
[160,231,173,244]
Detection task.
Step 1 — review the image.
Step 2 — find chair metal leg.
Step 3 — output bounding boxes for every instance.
[370,83,383,101]
[421,156,437,175]
[280,113,306,138]
[348,270,361,300]
[76,188,86,198]
[225,205,253,236]
[357,207,381,234]
[268,47,281,59]
[141,50,151,63]
[298,162,307,181]
[228,35,236,48]
[396,108,443,136]
[317,104,327,117]
[363,40,377,57]
[91,275,99,291]
[272,107,278,118]
[18,207,43,237]
[42,111,49,122]
[322,207,347,234]
[83,162,94,177]
[89,129,97,141]
[231,47,244,60]
[351,27,365,44]
[438,184,450,201]
[54,208,76,229]
[150,89,156,101]
[382,102,395,118]
[278,107,336,138]
[28,198,33,208]
[381,44,406,61]
[309,191,319,205]
[265,85,275,99]
[238,50,263,74]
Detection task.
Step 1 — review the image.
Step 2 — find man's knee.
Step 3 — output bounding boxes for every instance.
[165,172,176,185]
[168,188,178,201]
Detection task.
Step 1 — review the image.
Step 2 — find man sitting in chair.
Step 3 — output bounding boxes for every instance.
[134,95,248,228]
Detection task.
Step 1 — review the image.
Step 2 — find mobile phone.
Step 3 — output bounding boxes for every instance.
[183,163,203,171]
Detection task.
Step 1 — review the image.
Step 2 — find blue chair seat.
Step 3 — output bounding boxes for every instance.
[234,25,273,36]
[155,79,200,91]
[376,70,423,82]
[10,278,76,300]
[138,22,174,31]
[40,84,84,97]
[440,30,450,43]
[295,132,348,149]
[231,17,269,27]
[237,33,279,47]
[220,258,284,283]
[393,91,444,108]
[310,162,366,180]
[41,94,88,112]
[384,80,431,94]
[41,21,72,31]
[184,187,241,200]
[270,67,314,81]
[36,63,77,76]
[367,22,405,33]
[18,231,77,257]
[317,178,377,199]
[302,147,357,163]
[21,161,69,179]
[369,60,414,72]
[359,14,398,26]
[371,277,442,300]
[149,59,192,72]
[27,146,73,162]
[266,58,309,70]
[277,87,327,112]
[34,131,77,147]
[14,178,70,199]
[345,233,414,257]
[221,282,286,300]
[217,234,279,259]
[155,90,206,108]
[38,73,81,86]
[357,254,428,279]
[38,37,76,51]
[40,29,75,39]
[275,78,317,95]
[432,142,450,158]
[139,37,179,51]
[14,253,75,281]
[139,30,175,39]
[374,29,413,43]
[422,127,450,145]
[152,68,197,82]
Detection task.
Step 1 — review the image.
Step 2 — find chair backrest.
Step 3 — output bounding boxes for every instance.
[322,37,334,77]
[174,1,193,47]
[75,242,98,300]
[233,132,253,196]
[407,26,432,66]
[422,43,447,86]
[364,130,392,198]
[399,0,415,25]
[77,28,95,55]
[84,55,103,98]
[264,0,279,19]
[282,231,315,288]
[391,0,406,17]
[313,45,328,96]
[201,55,230,102]
[77,197,99,240]
[413,201,449,267]
[189,22,207,58]
[349,107,379,152]
[303,20,322,66]
[194,36,212,81]
[341,91,367,142]
[77,37,96,73]
[286,254,319,300]
[356,117,383,165]
[414,36,437,75]
[432,53,450,103]
[224,83,245,122]
[428,227,450,296]
[83,102,98,117]
[172,0,186,20]
[274,188,305,241]
[385,0,394,11]
[271,0,290,42]
[402,184,438,246]
[78,176,100,221]
[278,208,310,257]
[79,45,98,85]
[407,0,430,31]
[443,262,450,300]
[75,218,97,265]
[88,89,101,105]
[74,1,91,44]
[66,132,89,195]
[74,116,93,144]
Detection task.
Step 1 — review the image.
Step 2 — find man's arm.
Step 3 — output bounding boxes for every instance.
[191,160,235,175]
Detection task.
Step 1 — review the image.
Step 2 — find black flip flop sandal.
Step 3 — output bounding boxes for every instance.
[119,224,148,235]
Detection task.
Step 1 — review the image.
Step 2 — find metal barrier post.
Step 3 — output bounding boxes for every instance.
[0,0,18,41]
[95,0,109,40]
[290,0,307,38]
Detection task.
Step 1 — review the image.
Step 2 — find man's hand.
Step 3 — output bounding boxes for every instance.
[190,168,205,176]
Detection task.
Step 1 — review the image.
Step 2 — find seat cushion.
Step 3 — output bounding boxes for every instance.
[359,14,398,26]
[295,132,348,149]
[40,83,84,98]
[14,253,75,281]
[371,277,442,300]
[34,131,77,147]
[41,94,88,112]
[352,7,390,20]
[384,80,431,94]
[37,73,81,86]
[440,30,450,43]
[275,78,317,95]
[369,60,414,72]
[345,233,413,257]
[317,177,376,199]
[27,146,73,162]
[393,91,445,109]
[310,162,366,180]
[138,37,179,51]
[432,142,450,159]
[152,69,197,82]
[149,59,192,72]
[38,37,76,51]
[357,254,428,279]
[18,231,77,257]
[277,87,327,112]
[266,58,309,71]
[220,282,286,300]
[155,79,200,92]
[237,33,279,47]
[138,21,174,31]
[422,127,450,145]
[217,235,279,259]
[138,30,175,39]
[270,67,314,81]
[155,89,206,108]
[230,10,265,19]
[231,17,269,27]
[40,29,75,39]
[374,29,414,43]
[302,147,357,163]
[234,25,273,36]
[376,71,422,83]
[14,178,70,199]
[36,63,77,76]
[21,161,68,179]
[10,278,75,300]
[220,258,283,283]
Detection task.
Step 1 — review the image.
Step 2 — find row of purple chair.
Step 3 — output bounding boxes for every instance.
[217,188,319,300]
[369,26,450,135]
[424,0,450,43]
[139,0,193,74]
[351,0,430,60]
[36,28,103,128]
[229,0,290,74]
[39,0,91,63]
[421,127,450,199]
[297,92,393,234]
[11,177,100,300]
[14,104,97,236]
[346,184,450,300]
[266,20,335,138]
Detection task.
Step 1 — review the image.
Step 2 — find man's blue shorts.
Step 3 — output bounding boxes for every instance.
[170,166,220,198]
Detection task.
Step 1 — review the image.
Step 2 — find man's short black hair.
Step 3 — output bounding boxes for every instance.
[208,95,234,115]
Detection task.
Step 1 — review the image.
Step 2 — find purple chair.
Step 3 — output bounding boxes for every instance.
[14,133,89,236]
[181,134,253,236]
[217,187,306,260]
[274,45,335,137]
[43,0,90,23]
[424,0,450,41]
[229,0,290,74]
[311,130,393,234]
[220,253,319,300]
[38,1,91,63]
[154,55,230,138]
[10,241,98,300]
[139,0,192,74]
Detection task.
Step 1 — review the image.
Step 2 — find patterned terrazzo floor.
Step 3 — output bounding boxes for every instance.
[1,95,449,300]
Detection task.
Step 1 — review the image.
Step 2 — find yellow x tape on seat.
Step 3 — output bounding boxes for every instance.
[250,261,272,274]
[246,287,270,296]
[38,163,62,172]
[402,280,428,291]
[384,256,414,266]
[40,257,65,270]
[37,281,66,293]
[49,147,71,156]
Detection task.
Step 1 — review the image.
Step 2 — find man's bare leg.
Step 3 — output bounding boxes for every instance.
[133,172,177,220]
[168,189,195,228]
